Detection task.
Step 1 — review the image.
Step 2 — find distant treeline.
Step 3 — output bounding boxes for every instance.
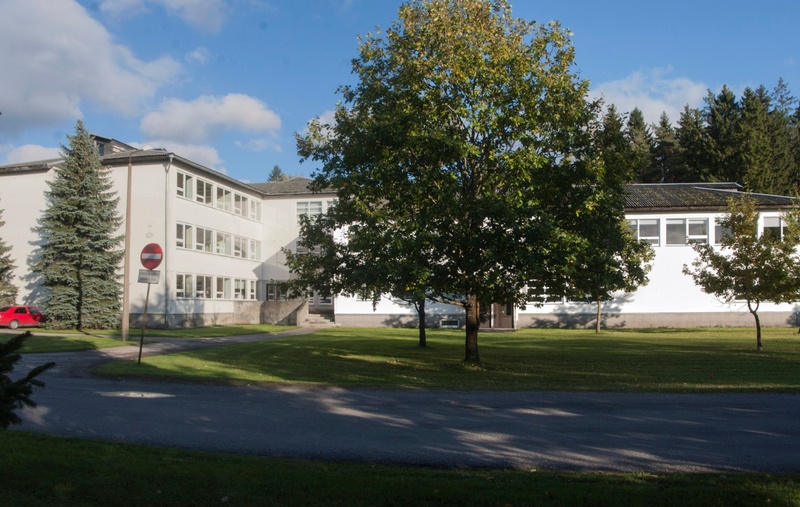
[606,78,800,196]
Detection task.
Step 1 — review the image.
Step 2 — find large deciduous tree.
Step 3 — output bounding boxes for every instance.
[683,197,800,351]
[295,0,622,363]
[32,120,124,329]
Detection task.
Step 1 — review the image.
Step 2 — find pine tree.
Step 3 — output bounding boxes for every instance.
[705,85,742,183]
[768,80,799,195]
[0,331,55,429]
[739,86,774,193]
[651,113,684,182]
[625,108,656,182]
[676,105,712,182]
[268,165,288,182]
[0,206,17,307]
[32,120,124,329]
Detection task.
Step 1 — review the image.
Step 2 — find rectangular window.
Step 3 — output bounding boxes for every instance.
[176,273,192,298]
[526,281,565,304]
[628,218,660,246]
[250,200,262,221]
[176,223,192,249]
[666,219,686,245]
[195,227,213,252]
[297,201,323,223]
[216,232,232,256]
[234,279,247,299]
[687,219,708,244]
[249,239,261,260]
[249,280,256,300]
[177,173,193,199]
[233,236,246,258]
[216,277,231,299]
[216,187,232,212]
[196,275,213,299]
[667,218,708,245]
[267,283,288,301]
[715,218,732,245]
[763,216,788,240]
[195,179,213,205]
[234,194,248,216]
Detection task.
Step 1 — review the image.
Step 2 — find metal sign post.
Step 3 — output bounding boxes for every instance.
[137,244,163,365]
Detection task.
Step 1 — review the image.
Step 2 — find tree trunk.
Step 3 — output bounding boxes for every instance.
[464,293,480,363]
[595,299,602,334]
[417,297,427,348]
[748,300,763,351]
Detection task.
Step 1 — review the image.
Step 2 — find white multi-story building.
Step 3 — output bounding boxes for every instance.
[0,140,797,329]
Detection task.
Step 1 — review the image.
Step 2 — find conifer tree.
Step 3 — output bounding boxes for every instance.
[32,120,124,329]
[1,331,55,429]
[651,113,683,182]
[704,86,742,183]
[0,206,17,307]
[625,108,656,182]
[739,86,774,193]
[676,105,712,181]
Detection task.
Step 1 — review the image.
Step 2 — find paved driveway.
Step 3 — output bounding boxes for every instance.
[13,331,800,473]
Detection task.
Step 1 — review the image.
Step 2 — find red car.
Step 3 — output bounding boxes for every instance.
[0,305,46,329]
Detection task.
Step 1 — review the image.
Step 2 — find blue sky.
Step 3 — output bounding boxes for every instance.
[2,0,799,183]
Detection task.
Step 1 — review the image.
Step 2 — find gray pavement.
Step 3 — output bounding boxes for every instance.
[11,329,800,473]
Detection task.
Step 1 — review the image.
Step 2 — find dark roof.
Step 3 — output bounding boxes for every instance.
[624,183,796,210]
[248,177,319,195]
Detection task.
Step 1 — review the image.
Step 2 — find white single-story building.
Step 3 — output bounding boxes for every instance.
[0,139,797,329]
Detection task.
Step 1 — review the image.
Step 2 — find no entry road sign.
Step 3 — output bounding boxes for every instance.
[140,243,163,270]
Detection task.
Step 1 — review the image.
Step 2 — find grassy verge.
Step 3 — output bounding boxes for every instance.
[2,431,798,506]
[0,332,131,353]
[2,324,293,353]
[97,326,800,392]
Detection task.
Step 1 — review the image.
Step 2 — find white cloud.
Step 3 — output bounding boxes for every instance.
[3,144,62,165]
[99,0,228,33]
[0,0,181,137]
[140,94,281,142]
[590,68,708,125]
[133,140,224,171]
[186,47,211,65]
[235,138,281,153]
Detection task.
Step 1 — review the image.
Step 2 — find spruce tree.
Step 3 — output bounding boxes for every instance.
[739,86,774,193]
[0,206,17,307]
[651,113,684,182]
[705,86,743,183]
[625,108,656,182]
[676,105,712,182]
[32,120,124,329]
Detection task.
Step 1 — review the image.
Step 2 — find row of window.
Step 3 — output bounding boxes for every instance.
[177,172,262,221]
[176,223,262,260]
[628,216,789,246]
[176,274,258,300]
[266,283,332,305]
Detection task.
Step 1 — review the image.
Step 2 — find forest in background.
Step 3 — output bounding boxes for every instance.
[609,78,800,196]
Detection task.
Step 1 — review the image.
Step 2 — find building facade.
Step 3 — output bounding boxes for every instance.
[0,143,797,329]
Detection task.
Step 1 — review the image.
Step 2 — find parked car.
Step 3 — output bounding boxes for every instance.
[0,305,46,329]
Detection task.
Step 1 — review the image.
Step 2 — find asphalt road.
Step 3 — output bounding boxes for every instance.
[11,331,800,473]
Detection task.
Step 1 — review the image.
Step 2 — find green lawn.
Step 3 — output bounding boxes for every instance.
[97,326,800,392]
[1,324,292,352]
[8,326,800,505]
[2,431,798,507]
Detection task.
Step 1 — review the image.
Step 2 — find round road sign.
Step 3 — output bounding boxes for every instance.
[140,243,163,270]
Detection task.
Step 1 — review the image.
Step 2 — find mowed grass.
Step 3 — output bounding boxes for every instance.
[1,324,292,353]
[97,326,800,392]
[3,431,799,507]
